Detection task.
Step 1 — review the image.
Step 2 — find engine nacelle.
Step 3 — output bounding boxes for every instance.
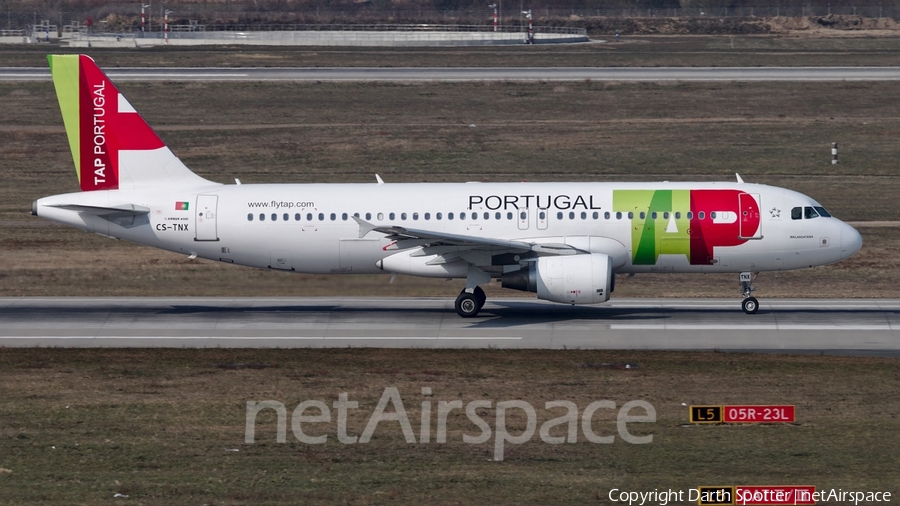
[502,253,613,304]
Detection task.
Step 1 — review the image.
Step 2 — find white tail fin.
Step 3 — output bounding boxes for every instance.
[48,54,216,192]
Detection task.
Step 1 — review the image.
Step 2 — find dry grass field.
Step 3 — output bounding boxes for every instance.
[1,78,897,298]
[5,35,900,68]
[1,348,898,505]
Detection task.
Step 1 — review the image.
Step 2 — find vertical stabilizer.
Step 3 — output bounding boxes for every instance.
[48,54,216,191]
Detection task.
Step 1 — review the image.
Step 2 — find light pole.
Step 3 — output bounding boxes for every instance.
[164,9,172,44]
[522,9,532,44]
[489,4,498,32]
[141,3,150,34]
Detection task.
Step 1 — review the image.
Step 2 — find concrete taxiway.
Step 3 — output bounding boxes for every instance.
[1,297,897,355]
[4,66,900,82]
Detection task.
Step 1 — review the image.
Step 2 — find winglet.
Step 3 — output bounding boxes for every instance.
[735,173,744,183]
[352,216,379,238]
[375,174,385,184]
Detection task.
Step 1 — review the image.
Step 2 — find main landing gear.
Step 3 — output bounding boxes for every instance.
[740,271,759,314]
[455,286,486,318]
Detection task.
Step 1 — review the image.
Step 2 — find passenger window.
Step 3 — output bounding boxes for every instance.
[698,212,705,220]
[616,212,622,220]
[569,212,576,220]
[354,213,359,218]
[283,213,289,221]
[424,213,430,220]
[652,212,658,219]
[791,207,802,220]
[330,213,336,221]
[711,212,717,219]
[639,212,646,219]
[495,212,501,220]
[628,212,634,219]
[557,212,563,220]
[581,212,587,219]
[520,211,526,220]
[484,212,489,220]
[318,213,324,221]
[413,212,419,220]
[448,212,454,220]
[437,212,442,220]
[247,213,253,221]
[365,213,371,220]
[342,213,348,221]
[307,213,313,221]
[460,212,466,220]
[376,212,382,221]
[271,213,277,221]
[674,212,680,219]
[294,213,300,221]
[686,211,692,219]
[539,211,546,220]
[260,213,266,221]
[401,213,407,220]
[507,212,513,220]
[663,212,669,219]
[389,212,395,220]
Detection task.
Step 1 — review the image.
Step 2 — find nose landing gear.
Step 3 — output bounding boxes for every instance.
[740,271,759,314]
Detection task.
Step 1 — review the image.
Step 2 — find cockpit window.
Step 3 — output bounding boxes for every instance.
[804,207,819,219]
[814,206,832,218]
[791,207,802,220]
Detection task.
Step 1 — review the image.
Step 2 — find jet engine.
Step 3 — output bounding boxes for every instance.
[502,253,613,304]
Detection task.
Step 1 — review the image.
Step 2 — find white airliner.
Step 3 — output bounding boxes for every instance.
[33,55,862,317]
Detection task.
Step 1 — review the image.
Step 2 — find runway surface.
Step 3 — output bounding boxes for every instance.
[4,66,900,82]
[1,297,898,355]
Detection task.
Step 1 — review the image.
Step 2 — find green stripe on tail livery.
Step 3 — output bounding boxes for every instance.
[33,54,863,318]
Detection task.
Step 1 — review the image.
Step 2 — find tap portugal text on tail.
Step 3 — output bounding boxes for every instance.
[33,54,863,317]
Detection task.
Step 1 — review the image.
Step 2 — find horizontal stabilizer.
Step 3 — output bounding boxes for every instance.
[48,203,150,216]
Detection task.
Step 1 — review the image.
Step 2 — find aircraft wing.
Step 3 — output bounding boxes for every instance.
[353,216,578,256]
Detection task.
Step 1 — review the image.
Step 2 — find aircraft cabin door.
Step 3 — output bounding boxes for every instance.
[195,195,219,241]
[517,208,530,230]
[536,209,549,230]
[739,193,762,240]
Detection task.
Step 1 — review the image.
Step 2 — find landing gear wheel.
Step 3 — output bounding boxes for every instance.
[739,272,759,315]
[455,291,480,318]
[742,296,759,314]
[473,286,486,310]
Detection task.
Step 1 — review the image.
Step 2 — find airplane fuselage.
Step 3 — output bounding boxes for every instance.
[35,181,861,277]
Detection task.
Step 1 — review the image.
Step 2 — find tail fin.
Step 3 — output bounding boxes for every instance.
[48,54,215,192]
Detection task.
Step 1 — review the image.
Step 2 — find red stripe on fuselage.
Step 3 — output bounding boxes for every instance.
[689,189,760,265]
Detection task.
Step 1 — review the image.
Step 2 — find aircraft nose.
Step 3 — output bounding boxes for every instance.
[840,222,863,259]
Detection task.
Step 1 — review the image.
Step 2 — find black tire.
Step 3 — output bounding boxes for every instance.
[742,297,759,314]
[473,286,486,309]
[455,292,480,318]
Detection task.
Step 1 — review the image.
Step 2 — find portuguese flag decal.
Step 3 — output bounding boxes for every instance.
[175,201,190,211]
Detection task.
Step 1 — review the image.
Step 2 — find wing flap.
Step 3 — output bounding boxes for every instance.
[353,216,577,256]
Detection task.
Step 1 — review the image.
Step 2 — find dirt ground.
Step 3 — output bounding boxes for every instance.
[0,348,897,505]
